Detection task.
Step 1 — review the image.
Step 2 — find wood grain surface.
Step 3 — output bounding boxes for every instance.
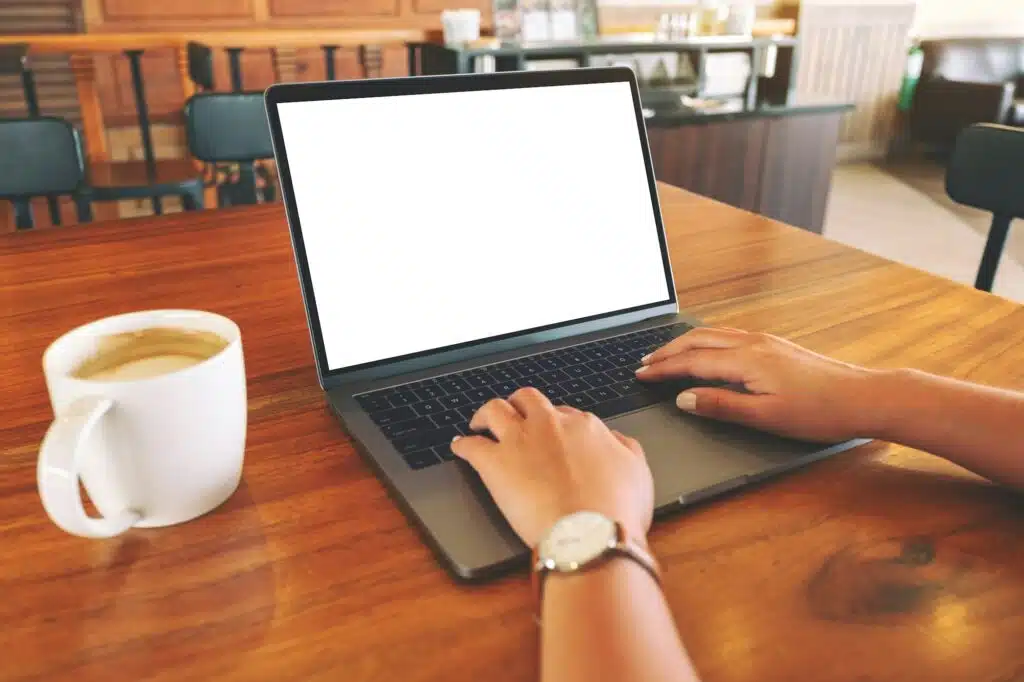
[2,183,1024,682]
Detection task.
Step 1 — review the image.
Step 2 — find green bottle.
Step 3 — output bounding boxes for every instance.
[898,43,924,112]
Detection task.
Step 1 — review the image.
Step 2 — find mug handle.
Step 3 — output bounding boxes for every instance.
[37,396,142,538]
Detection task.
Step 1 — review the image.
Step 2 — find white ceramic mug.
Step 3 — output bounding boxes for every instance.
[37,310,247,538]
[441,9,481,45]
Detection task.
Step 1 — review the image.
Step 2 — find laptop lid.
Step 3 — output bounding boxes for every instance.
[265,68,678,390]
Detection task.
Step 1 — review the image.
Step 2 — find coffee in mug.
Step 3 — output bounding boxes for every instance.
[38,310,247,539]
[71,327,229,382]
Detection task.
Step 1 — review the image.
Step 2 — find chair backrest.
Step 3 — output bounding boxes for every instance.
[184,92,274,162]
[0,117,90,229]
[0,117,86,198]
[921,38,1024,85]
[187,41,215,92]
[946,123,1024,219]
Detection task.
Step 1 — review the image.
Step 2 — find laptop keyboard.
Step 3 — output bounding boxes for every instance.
[357,322,694,470]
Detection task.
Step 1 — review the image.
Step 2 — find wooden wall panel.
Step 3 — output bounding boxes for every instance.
[794,2,916,160]
[267,0,400,18]
[0,0,83,123]
[100,0,252,21]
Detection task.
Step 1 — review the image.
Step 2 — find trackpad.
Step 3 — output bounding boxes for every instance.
[607,403,826,506]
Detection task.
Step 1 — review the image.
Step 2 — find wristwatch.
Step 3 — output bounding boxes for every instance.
[531,510,660,614]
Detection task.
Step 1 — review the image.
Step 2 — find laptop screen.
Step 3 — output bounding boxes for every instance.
[275,78,673,374]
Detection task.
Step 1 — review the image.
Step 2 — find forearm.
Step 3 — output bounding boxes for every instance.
[541,555,698,682]
[863,368,1024,487]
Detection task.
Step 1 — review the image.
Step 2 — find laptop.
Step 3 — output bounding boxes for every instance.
[263,67,861,581]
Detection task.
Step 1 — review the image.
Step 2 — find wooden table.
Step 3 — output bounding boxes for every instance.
[2,184,1024,682]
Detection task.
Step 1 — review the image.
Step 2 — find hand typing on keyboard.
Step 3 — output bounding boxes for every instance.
[451,387,653,548]
[636,326,876,442]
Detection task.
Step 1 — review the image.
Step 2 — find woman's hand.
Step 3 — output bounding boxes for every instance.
[636,327,879,442]
[451,387,654,547]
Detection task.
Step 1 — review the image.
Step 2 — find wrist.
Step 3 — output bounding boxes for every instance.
[850,367,923,441]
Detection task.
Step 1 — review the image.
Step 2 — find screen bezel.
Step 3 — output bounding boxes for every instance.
[264,67,678,389]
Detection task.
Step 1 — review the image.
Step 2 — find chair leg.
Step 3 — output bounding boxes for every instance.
[239,162,258,205]
[975,214,1013,292]
[182,184,205,211]
[13,198,34,230]
[46,197,62,226]
[74,194,93,224]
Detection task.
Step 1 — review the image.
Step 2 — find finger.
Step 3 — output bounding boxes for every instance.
[450,434,499,471]
[636,347,752,385]
[508,387,555,419]
[675,388,777,428]
[642,327,749,365]
[612,430,644,456]
[555,405,581,417]
[469,398,522,442]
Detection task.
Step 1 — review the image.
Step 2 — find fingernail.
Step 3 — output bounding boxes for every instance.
[451,435,462,443]
[640,353,652,365]
[676,391,697,412]
[635,365,648,375]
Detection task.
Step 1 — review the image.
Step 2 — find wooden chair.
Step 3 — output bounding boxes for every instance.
[946,123,1024,292]
[0,117,93,230]
[184,92,277,207]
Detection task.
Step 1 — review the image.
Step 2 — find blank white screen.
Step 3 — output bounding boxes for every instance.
[277,81,671,371]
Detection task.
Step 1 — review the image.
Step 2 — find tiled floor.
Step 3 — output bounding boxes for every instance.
[823,162,1024,303]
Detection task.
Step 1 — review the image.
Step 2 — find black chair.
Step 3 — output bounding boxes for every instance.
[946,123,1024,292]
[184,92,276,207]
[0,117,93,230]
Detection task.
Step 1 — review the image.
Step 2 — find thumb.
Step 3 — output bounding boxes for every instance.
[676,388,771,427]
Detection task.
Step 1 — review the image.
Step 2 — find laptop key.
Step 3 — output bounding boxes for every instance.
[491,380,518,396]
[414,385,445,401]
[588,386,620,403]
[393,426,459,455]
[536,357,562,371]
[517,359,543,374]
[457,405,480,421]
[562,351,587,365]
[606,367,636,382]
[412,399,444,416]
[357,393,392,413]
[560,379,590,394]
[435,444,456,462]
[539,383,567,401]
[438,377,471,394]
[464,374,491,388]
[387,392,416,407]
[565,364,594,378]
[536,369,570,384]
[612,380,645,397]
[441,393,469,409]
[585,358,614,372]
[431,410,461,427]
[371,405,416,426]
[381,417,434,439]
[490,367,519,382]
[465,387,497,402]
[564,393,596,410]
[404,448,440,470]
[584,372,615,388]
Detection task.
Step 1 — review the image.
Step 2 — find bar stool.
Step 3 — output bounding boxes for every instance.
[946,123,1024,292]
[0,117,93,230]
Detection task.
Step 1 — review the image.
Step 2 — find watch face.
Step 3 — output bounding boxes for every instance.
[540,511,616,571]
